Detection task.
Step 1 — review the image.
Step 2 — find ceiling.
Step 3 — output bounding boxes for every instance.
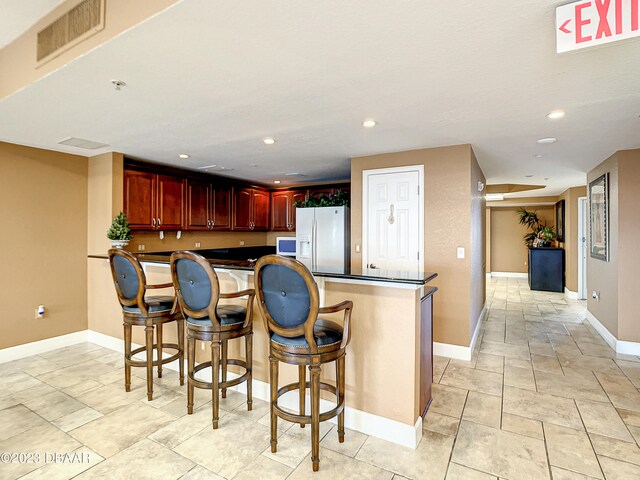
[0,0,66,49]
[0,0,639,194]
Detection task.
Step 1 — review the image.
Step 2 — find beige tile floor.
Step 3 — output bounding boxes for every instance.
[1,277,640,479]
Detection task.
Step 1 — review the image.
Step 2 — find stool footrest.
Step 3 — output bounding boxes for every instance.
[273,381,344,425]
[126,344,181,368]
[189,359,250,390]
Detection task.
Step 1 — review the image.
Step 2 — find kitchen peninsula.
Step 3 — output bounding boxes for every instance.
[88,247,437,448]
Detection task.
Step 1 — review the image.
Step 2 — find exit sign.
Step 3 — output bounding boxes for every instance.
[556,0,640,52]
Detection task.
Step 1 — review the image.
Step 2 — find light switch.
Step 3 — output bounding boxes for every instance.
[457,247,465,259]
[355,244,360,253]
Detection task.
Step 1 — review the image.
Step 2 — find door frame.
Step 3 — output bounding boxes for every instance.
[578,196,588,299]
[362,165,425,271]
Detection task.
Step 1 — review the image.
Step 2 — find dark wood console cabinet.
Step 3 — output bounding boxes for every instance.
[528,247,564,293]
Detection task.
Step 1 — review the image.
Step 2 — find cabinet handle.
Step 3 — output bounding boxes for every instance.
[152,218,156,228]
[211,219,215,228]
[158,218,161,227]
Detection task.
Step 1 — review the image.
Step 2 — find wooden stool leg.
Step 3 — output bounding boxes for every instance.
[310,365,321,471]
[221,340,228,398]
[269,354,279,452]
[211,340,221,429]
[298,365,306,428]
[337,356,345,443]
[157,322,164,379]
[123,323,132,392]
[246,332,253,411]
[145,324,154,401]
[177,319,185,386]
[187,335,195,414]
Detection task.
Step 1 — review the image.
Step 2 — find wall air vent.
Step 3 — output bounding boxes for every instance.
[58,137,109,150]
[37,0,105,63]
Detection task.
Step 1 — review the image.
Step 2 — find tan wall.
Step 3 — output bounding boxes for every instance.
[469,151,487,336]
[489,206,555,273]
[0,142,88,348]
[616,150,640,342]
[587,153,619,337]
[557,186,587,293]
[0,0,181,100]
[88,152,123,255]
[351,144,482,347]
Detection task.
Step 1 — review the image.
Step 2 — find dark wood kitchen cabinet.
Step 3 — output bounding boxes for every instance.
[233,188,270,231]
[271,190,306,231]
[124,169,184,230]
[186,180,231,231]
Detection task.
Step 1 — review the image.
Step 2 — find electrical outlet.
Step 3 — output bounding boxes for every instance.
[195,242,201,248]
[137,244,145,251]
[456,247,465,259]
[239,240,245,246]
[201,343,205,351]
[35,305,45,319]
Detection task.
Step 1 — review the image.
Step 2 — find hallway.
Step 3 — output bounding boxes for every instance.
[426,276,640,479]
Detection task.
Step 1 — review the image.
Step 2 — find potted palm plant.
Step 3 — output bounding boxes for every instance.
[107,211,132,248]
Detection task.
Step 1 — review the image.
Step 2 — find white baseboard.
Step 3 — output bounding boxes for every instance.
[434,306,485,361]
[490,272,528,279]
[1,328,423,448]
[585,310,640,356]
[0,330,89,364]
[564,288,579,300]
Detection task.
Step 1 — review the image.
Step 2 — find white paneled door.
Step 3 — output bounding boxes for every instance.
[364,167,422,273]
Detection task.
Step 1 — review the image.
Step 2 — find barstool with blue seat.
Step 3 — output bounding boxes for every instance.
[170,250,255,428]
[254,255,353,472]
[108,249,185,401]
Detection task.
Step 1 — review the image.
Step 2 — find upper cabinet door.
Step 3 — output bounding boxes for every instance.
[233,187,253,230]
[308,187,334,200]
[124,170,156,230]
[186,180,210,231]
[270,191,290,231]
[157,175,184,230]
[212,185,232,230]
[252,190,270,230]
[289,191,307,230]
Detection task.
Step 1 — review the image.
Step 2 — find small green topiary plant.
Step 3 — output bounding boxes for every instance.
[107,212,133,241]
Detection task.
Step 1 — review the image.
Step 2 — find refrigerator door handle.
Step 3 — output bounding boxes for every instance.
[312,218,316,271]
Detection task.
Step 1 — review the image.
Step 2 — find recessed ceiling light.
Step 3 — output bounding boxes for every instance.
[285,172,306,177]
[263,137,276,145]
[362,119,377,128]
[178,154,190,159]
[273,180,281,184]
[537,137,557,144]
[250,163,258,167]
[197,164,217,170]
[525,175,534,178]
[546,110,566,120]
[533,154,543,158]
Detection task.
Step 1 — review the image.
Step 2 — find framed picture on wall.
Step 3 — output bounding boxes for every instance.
[589,173,609,261]
[555,199,565,242]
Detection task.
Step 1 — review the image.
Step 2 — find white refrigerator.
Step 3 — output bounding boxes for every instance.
[296,206,350,272]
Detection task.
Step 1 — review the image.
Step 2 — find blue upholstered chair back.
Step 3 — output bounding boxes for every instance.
[112,255,140,301]
[108,249,146,309]
[173,257,216,313]
[170,251,220,320]
[261,264,310,328]
[255,255,319,339]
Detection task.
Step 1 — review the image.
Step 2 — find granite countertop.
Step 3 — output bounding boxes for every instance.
[90,246,437,285]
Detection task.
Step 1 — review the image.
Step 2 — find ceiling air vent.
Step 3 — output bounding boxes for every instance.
[37,0,105,63]
[58,137,109,150]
